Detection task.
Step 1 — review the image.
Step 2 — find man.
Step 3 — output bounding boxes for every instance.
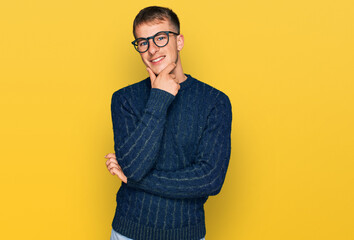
[105,6,232,240]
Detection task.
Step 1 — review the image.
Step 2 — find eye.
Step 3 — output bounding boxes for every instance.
[156,36,167,41]
[138,40,148,47]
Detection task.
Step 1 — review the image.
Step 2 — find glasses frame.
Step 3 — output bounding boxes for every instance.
[131,31,179,53]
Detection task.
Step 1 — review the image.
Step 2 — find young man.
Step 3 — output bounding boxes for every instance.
[105,6,232,240]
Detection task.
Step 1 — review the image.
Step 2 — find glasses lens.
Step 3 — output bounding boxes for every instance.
[154,32,169,47]
[136,39,148,53]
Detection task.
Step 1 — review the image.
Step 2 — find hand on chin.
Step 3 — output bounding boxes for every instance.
[150,65,166,76]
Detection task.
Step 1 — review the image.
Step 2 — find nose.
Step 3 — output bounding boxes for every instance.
[147,38,159,55]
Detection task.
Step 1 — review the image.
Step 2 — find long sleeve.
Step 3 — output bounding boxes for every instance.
[126,94,232,199]
[111,88,175,182]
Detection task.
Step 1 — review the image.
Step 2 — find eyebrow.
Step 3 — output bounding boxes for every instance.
[135,30,173,39]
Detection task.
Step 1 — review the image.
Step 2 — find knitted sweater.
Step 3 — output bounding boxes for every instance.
[110,74,232,240]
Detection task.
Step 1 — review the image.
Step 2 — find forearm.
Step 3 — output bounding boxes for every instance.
[127,97,232,199]
[112,88,175,182]
[127,147,231,199]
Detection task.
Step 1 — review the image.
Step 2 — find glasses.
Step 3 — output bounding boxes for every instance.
[131,31,179,53]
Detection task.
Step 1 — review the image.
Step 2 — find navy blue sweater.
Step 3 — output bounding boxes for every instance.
[110,74,232,240]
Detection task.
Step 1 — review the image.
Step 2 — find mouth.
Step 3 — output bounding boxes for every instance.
[150,56,165,64]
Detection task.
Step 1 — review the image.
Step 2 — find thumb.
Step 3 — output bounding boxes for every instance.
[146,67,156,83]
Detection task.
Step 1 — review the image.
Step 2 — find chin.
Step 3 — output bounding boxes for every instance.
[151,64,167,75]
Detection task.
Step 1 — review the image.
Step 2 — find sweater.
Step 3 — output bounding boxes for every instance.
[110,74,232,240]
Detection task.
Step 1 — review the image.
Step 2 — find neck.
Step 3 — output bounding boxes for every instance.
[173,54,187,84]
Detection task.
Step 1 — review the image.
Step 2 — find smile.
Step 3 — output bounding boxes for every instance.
[151,56,165,63]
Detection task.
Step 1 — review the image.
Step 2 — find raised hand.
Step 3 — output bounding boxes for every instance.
[146,62,180,96]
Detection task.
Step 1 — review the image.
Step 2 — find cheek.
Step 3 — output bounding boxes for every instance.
[140,55,149,65]
[166,46,177,57]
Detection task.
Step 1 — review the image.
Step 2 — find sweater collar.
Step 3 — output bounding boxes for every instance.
[179,74,193,91]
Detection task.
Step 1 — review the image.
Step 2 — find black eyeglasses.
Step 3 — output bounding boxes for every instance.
[131,31,179,53]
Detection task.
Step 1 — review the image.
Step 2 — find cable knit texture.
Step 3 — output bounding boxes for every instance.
[110,74,232,240]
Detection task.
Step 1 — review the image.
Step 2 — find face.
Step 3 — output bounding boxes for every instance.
[134,20,184,75]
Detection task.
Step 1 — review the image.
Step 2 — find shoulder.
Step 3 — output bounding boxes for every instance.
[191,76,232,110]
[193,78,232,125]
[111,77,149,102]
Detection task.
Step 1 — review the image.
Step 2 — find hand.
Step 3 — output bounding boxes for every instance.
[104,153,127,183]
[147,62,180,96]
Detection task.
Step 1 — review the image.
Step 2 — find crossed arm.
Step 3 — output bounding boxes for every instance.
[105,90,232,199]
[106,87,175,183]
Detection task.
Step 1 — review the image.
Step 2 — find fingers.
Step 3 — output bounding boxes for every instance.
[111,167,119,176]
[169,73,179,84]
[105,157,118,166]
[104,153,127,183]
[146,67,156,83]
[160,62,176,75]
[110,166,120,175]
[107,161,121,175]
[105,155,121,173]
[116,169,128,183]
[104,153,116,159]
[111,167,128,183]
[107,161,120,172]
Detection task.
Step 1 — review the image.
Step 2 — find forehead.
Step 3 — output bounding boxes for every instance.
[135,20,174,38]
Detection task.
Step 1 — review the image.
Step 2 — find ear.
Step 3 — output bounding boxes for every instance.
[176,34,184,51]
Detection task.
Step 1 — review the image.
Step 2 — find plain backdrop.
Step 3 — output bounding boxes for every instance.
[1,0,353,239]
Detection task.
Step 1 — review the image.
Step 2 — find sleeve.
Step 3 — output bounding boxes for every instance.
[126,94,232,199]
[111,88,175,182]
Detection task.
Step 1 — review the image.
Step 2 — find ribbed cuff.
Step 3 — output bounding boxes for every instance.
[144,88,175,118]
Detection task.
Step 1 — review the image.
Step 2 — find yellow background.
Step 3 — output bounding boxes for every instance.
[1,0,353,239]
